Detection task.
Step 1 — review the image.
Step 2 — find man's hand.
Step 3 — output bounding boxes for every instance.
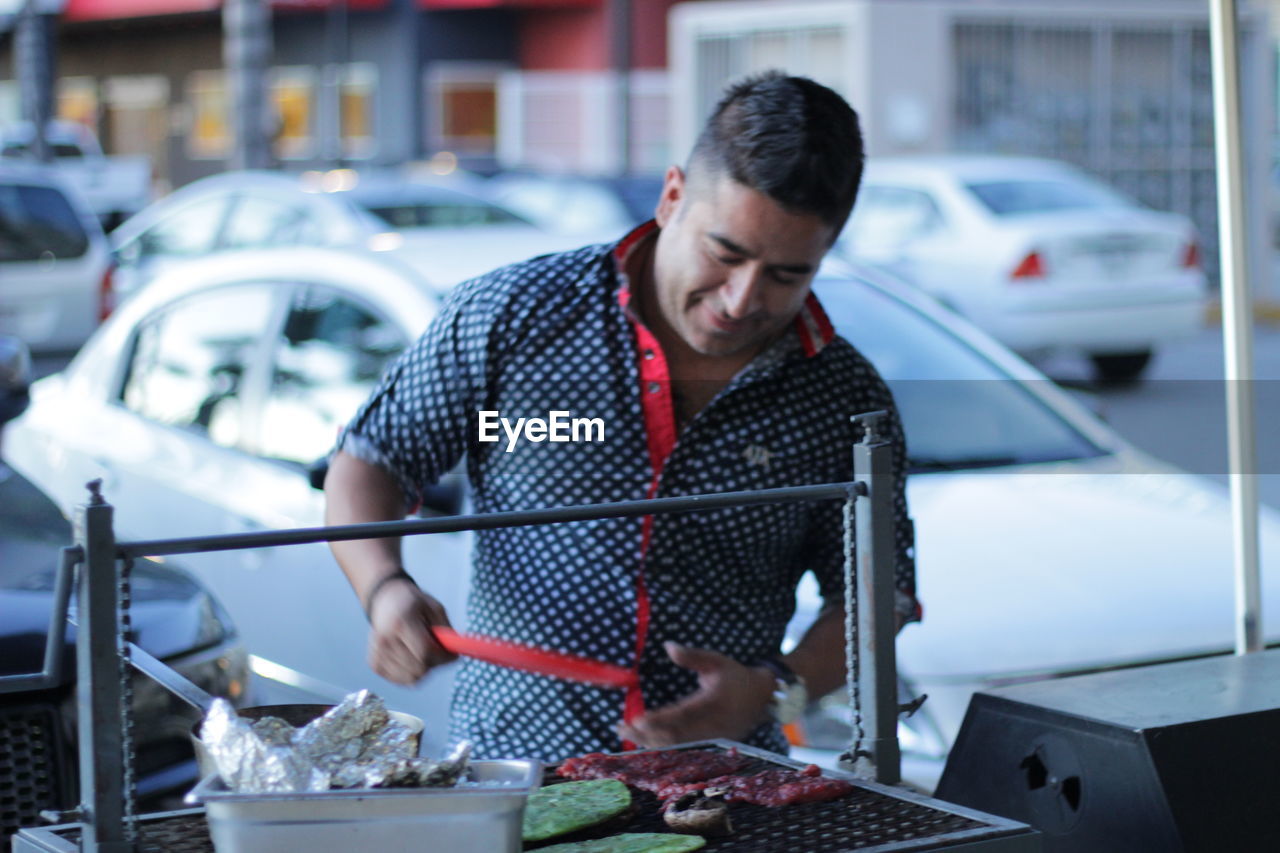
[616,641,774,747]
[366,579,458,685]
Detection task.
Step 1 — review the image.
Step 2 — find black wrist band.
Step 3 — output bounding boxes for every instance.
[364,568,416,621]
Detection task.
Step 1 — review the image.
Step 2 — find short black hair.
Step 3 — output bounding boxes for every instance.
[688,71,864,232]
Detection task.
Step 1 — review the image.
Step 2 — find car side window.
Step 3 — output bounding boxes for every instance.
[0,182,90,261]
[843,186,943,256]
[135,195,232,258]
[257,287,407,465]
[120,285,276,450]
[220,194,318,249]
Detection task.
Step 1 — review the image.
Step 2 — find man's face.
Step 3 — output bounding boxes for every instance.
[650,166,836,359]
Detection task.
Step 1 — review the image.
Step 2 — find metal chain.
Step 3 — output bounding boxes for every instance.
[840,484,868,765]
[118,554,139,845]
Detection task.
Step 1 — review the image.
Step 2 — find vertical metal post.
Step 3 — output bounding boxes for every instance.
[74,482,131,853]
[852,413,901,785]
[223,0,274,170]
[609,0,631,175]
[325,0,349,167]
[1209,0,1262,655]
[14,0,54,163]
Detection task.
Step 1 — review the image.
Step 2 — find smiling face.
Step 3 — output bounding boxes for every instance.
[649,165,836,361]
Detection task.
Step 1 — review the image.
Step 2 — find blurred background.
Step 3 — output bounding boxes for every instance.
[0,0,1277,287]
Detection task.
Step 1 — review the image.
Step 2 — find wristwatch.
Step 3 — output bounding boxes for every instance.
[758,657,808,725]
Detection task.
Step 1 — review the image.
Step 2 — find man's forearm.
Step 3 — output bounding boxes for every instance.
[324,450,410,609]
[781,603,908,698]
[778,604,850,698]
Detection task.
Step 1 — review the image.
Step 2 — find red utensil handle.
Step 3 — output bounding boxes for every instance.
[433,626,638,689]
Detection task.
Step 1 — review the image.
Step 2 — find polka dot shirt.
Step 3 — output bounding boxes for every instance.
[338,222,918,762]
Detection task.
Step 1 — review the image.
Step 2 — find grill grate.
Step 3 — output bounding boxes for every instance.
[1,704,68,843]
[41,810,213,853]
[24,743,1029,852]
[535,745,996,852]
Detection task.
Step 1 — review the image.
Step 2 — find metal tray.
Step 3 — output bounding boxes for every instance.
[187,758,541,853]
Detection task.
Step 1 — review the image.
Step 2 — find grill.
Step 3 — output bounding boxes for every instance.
[534,742,1031,852]
[17,809,214,853]
[1,703,71,843]
[16,742,1036,852]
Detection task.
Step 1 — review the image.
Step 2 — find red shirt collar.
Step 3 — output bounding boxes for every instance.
[612,220,835,357]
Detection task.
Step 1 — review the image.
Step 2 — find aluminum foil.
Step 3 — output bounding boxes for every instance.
[199,691,472,794]
[200,699,330,794]
[369,741,473,789]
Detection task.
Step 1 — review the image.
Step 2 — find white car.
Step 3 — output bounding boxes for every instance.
[1,119,153,229]
[838,156,1209,382]
[486,172,664,237]
[7,247,1276,778]
[109,168,603,302]
[0,162,115,352]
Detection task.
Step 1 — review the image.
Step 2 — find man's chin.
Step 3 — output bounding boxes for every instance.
[687,333,756,358]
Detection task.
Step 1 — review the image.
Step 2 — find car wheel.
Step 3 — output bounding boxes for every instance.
[1089,350,1153,384]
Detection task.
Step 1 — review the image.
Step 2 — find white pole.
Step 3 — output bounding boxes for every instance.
[1208,0,1263,654]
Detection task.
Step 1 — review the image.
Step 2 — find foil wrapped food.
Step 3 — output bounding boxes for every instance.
[199,690,472,794]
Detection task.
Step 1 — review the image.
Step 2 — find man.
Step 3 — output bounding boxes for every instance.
[325,71,918,760]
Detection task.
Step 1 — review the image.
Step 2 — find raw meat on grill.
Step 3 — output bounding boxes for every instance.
[655,764,855,807]
[558,749,749,793]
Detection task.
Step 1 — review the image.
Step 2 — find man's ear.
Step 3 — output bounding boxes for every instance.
[655,165,686,228]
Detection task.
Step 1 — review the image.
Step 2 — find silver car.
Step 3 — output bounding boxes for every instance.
[109,168,600,302]
[0,162,114,352]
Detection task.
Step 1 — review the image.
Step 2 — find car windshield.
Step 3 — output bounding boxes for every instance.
[965,177,1136,216]
[354,196,530,229]
[813,277,1106,472]
[0,183,89,261]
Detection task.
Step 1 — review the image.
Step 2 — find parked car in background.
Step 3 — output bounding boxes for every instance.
[837,156,1208,382]
[787,268,1279,787]
[109,168,606,302]
[3,247,473,760]
[0,335,250,845]
[1,120,152,230]
[487,171,664,236]
[0,162,116,353]
[8,246,1274,792]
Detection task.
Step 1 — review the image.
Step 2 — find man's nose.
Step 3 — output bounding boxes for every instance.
[721,265,765,319]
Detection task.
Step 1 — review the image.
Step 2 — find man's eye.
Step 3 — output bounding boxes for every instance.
[714,254,743,265]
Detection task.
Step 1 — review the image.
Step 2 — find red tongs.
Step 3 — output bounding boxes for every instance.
[432,626,638,689]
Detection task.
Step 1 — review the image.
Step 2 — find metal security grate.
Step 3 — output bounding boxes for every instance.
[1,704,67,842]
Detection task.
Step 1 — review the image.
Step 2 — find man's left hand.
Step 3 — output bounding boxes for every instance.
[617,641,774,748]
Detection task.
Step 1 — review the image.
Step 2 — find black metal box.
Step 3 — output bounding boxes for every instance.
[934,648,1280,852]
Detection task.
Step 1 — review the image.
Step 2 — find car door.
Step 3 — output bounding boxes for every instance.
[234,282,472,753]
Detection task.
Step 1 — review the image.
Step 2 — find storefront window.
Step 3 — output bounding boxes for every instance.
[427,63,506,156]
[340,64,376,160]
[187,70,230,159]
[271,67,316,160]
[56,76,99,132]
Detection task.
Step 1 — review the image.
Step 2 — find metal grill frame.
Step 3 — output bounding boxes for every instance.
[13,426,1039,852]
